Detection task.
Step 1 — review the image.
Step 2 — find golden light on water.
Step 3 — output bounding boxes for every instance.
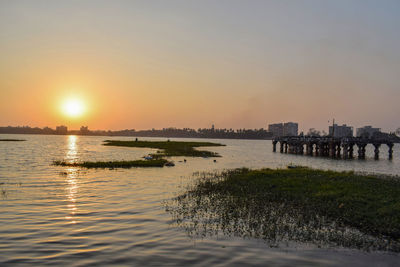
[65,135,79,224]
[62,98,86,118]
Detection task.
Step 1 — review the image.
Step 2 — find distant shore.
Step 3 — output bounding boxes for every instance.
[0,126,273,140]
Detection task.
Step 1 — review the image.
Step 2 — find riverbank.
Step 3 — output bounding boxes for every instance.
[169,167,400,252]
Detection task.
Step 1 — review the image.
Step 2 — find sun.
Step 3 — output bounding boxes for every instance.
[62,98,85,118]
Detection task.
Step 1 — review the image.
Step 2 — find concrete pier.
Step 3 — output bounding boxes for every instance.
[273,136,398,160]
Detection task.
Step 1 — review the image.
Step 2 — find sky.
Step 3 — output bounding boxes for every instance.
[0,0,399,132]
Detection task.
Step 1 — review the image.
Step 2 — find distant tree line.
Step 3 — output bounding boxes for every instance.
[0,126,274,140]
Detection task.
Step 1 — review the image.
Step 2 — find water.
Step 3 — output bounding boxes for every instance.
[0,134,399,266]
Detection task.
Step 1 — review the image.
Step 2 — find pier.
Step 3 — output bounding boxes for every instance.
[272,135,399,160]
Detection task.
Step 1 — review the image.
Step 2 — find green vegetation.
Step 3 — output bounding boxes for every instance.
[53,140,222,169]
[53,159,168,168]
[0,139,25,141]
[168,167,400,251]
[103,140,224,157]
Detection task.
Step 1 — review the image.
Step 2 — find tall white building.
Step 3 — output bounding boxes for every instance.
[329,124,353,138]
[283,122,298,136]
[356,126,381,138]
[268,122,298,137]
[268,123,283,137]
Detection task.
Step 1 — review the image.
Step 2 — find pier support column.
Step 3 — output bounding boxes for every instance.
[388,143,394,160]
[342,144,349,159]
[373,143,380,160]
[329,143,335,157]
[280,142,284,153]
[362,145,367,159]
[284,143,288,153]
[273,141,277,152]
[357,143,366,159]
[299,144,304,155]
[315,144,320,156]
[336,144,341,158]
[348,144,354,159]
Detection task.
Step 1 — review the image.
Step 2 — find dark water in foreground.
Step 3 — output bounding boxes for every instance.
[0,134,399,266]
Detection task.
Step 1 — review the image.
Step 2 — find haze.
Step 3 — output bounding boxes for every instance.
[1,0,399,132]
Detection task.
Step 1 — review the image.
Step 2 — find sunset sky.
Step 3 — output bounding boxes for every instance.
[1,0,399,132]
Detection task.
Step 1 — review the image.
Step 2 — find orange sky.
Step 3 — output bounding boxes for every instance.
[1,1,399,133]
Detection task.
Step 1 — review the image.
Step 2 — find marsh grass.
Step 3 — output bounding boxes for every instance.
[103,140,224,157]
[53,159,168,168]
[0,139,25,141]
[167,168,400,252]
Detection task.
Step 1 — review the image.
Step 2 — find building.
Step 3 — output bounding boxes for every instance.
[356,126,381,138]
[329,124,353,138]
[55,125,68,135]
[283,122,298,136]
[268,122,299,137]
[80,126,90,135]
[268,123,283,137]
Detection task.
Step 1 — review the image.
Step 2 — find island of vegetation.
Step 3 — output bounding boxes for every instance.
[53,140,224,169]
[103,140,225,158]
[168,167,400,252]
[0,139,25,141]
[53,159,168,168]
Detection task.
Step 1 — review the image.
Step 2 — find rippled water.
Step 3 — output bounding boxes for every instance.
[1,134,399,266]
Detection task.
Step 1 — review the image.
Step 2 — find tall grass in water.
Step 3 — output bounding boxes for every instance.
[167,167,400,252]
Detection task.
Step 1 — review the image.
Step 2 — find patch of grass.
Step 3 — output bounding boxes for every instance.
[53,159,169,168]
[0,139,25,141]
[167,168,400,252]
[103,140,224,157]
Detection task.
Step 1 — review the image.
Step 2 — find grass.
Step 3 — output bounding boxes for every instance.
[0,139,25,141]
[53,140,222,169]
[103,140,225,157]
[53,159,169,168]
[167,167,400,252]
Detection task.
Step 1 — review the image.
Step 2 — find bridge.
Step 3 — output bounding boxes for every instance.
[272,135,400,160]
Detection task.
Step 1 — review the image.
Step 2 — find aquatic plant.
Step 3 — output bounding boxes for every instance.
[167,168,400,252]
[103,140,224,157]
[53,159,169,168]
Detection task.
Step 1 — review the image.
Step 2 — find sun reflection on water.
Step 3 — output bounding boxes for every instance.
[65,135,79,224]
[66,135,78,163]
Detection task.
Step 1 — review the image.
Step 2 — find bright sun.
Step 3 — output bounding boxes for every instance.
[62,98,85,117]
